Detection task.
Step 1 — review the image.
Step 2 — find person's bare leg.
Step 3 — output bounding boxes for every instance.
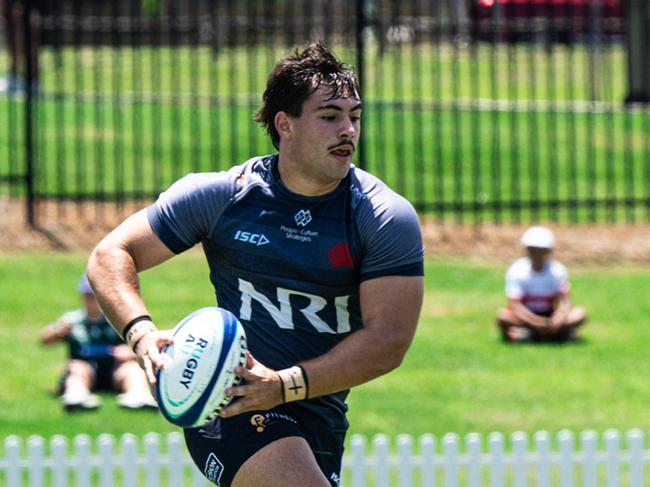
[113,360,149,394]
[64,359,95,393]
[61,359,101,410]
[566,306,587,327]
[557,306,587,340]
[232,436,332,487]
[496,308,532,342]
[113,360,157,409]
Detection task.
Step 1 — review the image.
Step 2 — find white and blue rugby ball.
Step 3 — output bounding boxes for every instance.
[155,307,247,428]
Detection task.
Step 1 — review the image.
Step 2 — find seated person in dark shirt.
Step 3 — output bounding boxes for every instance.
[40,274,158,411]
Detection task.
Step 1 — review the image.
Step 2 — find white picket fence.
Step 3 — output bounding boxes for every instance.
[1,429,649,486]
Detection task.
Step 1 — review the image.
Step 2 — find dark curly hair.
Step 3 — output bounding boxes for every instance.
[255,42,360,149]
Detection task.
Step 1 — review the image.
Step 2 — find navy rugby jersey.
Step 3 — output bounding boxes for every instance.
[147,155,424,430]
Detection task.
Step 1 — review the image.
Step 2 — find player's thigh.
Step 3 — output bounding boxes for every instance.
[184,407,344,487]
[232,436,330,487]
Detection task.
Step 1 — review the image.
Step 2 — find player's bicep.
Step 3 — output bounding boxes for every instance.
[97,209,175,271]
[359,275,424,357]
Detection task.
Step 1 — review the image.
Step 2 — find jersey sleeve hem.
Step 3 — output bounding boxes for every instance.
[146,205,193,254]
[360,261,424,282]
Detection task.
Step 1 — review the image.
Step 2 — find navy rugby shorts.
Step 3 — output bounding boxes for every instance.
[184,403,346,487]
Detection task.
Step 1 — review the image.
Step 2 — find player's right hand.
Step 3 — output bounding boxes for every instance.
[134,329,173,384]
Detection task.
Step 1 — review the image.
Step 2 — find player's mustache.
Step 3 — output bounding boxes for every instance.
[328,141,355,152]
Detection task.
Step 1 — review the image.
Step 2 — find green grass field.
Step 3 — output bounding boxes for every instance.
[2,251,650,444]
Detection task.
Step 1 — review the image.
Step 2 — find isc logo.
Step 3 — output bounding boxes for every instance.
[234,230,270,246]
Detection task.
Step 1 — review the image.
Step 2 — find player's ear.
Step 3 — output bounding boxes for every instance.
[274,112,292,139]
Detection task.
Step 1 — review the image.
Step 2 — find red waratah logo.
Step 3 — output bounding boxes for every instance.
[327,243,354,268]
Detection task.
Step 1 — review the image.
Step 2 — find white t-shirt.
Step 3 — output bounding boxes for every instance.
[505,257,570,315]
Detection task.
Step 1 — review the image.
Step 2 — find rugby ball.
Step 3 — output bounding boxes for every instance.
[155,307,247,428]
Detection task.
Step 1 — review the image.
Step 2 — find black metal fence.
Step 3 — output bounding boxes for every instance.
[1,0,649,226]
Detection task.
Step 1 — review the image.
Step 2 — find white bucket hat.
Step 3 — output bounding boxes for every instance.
[520,226,555,249]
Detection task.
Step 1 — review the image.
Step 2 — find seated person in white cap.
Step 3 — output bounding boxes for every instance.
[40,274,158,411]
[496,226,587,343]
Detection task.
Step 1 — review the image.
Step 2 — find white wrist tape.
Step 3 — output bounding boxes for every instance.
[277,365,309,402]
[125,320,157,352]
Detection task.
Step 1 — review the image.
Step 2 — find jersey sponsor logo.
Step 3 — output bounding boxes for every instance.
[234,230,270,246]
[280,225,318,243]
[294,209,312,227]
[238,278,351,334]
[204,452,224,484]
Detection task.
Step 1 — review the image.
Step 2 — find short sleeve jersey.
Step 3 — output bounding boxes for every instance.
[61,309,123,363]
[147,155,424,430]
[505,257,570,315]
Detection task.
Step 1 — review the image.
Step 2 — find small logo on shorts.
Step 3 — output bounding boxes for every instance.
[330,472,341,486]
[204,452,224,484]
[251,414,266,432]
[250,412,297,433]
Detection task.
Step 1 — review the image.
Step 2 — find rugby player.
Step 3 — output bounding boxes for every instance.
[87,42,424,487]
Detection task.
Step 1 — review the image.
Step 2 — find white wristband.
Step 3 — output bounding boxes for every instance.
[277,365,309,402]
[125,320,157,352]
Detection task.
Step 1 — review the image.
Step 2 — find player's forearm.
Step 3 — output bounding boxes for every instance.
[299,325,414,399]
[87,210,175,338]
[87,239,151,336]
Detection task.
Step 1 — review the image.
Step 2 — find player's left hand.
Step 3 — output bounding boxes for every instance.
[219,352,283,418]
